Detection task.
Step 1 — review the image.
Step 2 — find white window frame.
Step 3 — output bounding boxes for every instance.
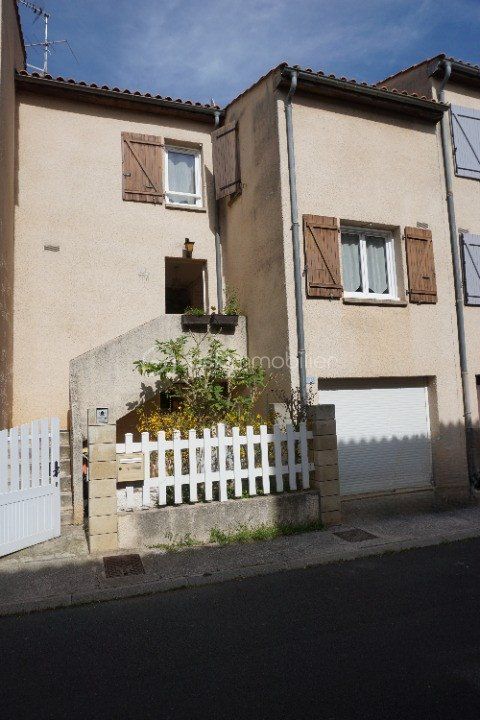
[341,226,398,300]
[164,146,203,207]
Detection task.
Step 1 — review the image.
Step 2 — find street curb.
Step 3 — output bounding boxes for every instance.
[1,526,480,617]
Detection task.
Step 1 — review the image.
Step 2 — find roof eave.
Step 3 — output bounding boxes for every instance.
[280,67,447,121]
[430,59,480,87]
[15,73,217,123]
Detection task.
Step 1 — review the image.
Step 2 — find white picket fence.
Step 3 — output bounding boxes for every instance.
[0,418,61,556]
[116,422,313,511]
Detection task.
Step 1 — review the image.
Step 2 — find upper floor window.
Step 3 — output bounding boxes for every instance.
[341,228,397,300]
[165,146,203,207]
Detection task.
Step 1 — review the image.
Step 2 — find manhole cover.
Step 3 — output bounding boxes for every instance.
[104,554,145,578]
[333,528,378,543]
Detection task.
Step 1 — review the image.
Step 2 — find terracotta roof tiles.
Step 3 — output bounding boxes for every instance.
[16,70,220,110]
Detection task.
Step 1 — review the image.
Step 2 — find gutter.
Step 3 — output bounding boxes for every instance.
[436,59,479,485]
[15,73,217,122]
[431,58,480,85]
[284,69,307,406]
[280,67,448,121]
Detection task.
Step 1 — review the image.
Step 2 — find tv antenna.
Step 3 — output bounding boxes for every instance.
[17,1,78,76]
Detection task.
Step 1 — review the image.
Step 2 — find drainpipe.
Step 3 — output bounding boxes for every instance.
[284,70,307,407]
[213,110,224,312]
[437,59,478,484]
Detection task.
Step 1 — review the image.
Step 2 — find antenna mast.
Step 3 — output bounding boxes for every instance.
[17,0,77,76]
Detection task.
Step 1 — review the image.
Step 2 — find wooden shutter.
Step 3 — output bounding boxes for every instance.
[211,122,241,200]
[405,226,437,304]
[121,132,163,203]
[462,233,480,306]
[450,105,480,180]
[303,215,342,298]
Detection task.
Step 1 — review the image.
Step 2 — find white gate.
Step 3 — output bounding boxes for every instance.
[0,418,61,557]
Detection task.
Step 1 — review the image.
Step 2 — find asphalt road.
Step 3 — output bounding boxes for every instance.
[2,538,480,720]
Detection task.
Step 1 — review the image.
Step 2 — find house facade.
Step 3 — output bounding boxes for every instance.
[221,64,472,505]
[2,0,480,522]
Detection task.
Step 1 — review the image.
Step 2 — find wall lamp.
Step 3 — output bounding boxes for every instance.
[184,238,195,258]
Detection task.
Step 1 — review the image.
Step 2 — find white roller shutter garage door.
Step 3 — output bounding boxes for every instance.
[318,380,432,495]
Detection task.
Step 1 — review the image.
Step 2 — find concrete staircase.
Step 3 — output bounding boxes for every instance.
[60,430,74,526]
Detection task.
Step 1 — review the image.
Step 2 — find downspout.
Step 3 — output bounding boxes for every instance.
[284,70,307,406]
[437,59,478,484]
[213,110,224,312]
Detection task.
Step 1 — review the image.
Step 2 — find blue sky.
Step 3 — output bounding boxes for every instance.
[18,0,480,106]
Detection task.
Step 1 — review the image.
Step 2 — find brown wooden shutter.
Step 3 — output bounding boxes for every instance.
[405,226,437,303]
[303,215,343,298]
[121,132,164,203]
[211,122,241,200]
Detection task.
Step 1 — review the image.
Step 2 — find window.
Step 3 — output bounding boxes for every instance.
[341,228,397,300]
[165,146,202,207]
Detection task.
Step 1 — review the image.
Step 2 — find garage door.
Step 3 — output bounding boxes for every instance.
[318,380,432,495]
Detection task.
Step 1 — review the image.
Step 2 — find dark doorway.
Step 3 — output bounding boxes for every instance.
[165,258,207,314]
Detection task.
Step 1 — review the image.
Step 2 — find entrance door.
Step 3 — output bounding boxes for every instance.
[318,379,432,495]
[0,418,61,557]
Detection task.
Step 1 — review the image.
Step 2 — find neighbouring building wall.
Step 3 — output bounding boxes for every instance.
[0,0,24,428]
[276,91,469,494]
[14,92,217,427]
[437,80,480,451]
[221,71,292,411]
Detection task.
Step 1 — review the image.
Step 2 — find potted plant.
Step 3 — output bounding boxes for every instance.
[210,285,240,329]
[181,306,209,330]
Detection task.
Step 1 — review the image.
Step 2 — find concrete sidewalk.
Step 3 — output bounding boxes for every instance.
[1,504,480,617]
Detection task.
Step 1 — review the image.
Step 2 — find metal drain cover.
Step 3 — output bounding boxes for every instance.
[104,554,145,578]
[333,528,378,543]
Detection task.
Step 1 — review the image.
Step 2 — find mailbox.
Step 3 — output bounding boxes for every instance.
[117,453,144,482]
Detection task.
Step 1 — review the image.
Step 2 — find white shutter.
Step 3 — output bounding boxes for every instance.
[318,380,432,495]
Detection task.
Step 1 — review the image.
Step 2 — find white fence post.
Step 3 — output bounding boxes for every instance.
[232,426,242,498]
[203,428,213,501]
[217,423,227,502]
[259,425,270,495]
[10,426,20,492]
[40,418,49,486]
[286,424,296,491]
[246,425,256,496]
[30,420,40,488]
[173,430,182,504]
[273,424,283,493]
[141,431,151,506]
[189,429,198,502]
[157,431,167,506]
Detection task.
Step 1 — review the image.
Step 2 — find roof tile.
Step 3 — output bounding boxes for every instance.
[16,70,220,110]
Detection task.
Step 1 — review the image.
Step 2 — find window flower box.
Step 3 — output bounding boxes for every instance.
[181,314,209,330]
[210,313,239,329]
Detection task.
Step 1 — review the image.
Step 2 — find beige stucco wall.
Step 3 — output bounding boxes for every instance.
[14,92,218,427]
[221,71,292,412]
[0,0,24,428]
[439,80,480,446]
[275,91,468,493]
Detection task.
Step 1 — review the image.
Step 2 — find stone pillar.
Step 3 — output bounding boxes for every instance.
[310,404,342,526]
[87,408,118,552]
